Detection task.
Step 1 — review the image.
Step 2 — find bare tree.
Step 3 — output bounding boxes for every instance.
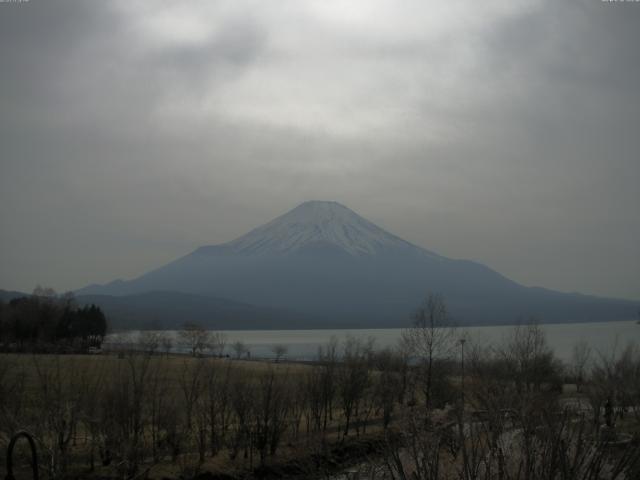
[0,355,27,448]
[501,321,560,394]
[394,339,413,406]
[570,340,592,393]
[232,340,247,359]
[380,410,446,480]
[288,373,307,440]
[98,352,154,477]
[337,336,372,437]
[79,358,107,472]
[160,332,173,356]
[138,331,162,355]
[203,360,233,457]
[208,332,227,357]
[229,376,254,462]
[178,358,206,433]
[587,341,640,425]
[253,367,291,464]
[303,366,324,434]
[31,355,87,477]
[179,323,212,357]
[373,349,402,430]
[402,293,456,409]
[317,336,339,430]
[271,344,288,362]
[32,285,57,298]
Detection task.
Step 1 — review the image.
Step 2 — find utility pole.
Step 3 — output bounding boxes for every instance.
[460,337,466,410]
[459,337,468,478]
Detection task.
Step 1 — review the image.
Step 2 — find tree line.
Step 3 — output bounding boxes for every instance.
[0,287,107,352]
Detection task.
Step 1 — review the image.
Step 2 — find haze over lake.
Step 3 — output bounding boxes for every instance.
[106,320,639,362]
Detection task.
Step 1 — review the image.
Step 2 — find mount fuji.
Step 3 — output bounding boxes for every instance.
[77,201,636,329]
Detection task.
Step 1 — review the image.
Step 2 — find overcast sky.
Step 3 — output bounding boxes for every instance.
[1,0,638,301]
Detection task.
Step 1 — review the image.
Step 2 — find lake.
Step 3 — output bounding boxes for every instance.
[105,320,639,362]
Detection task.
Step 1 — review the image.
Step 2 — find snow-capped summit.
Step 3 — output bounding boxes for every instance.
[222,200,418,256]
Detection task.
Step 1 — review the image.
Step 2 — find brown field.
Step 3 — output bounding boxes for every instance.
[0,350,391,480]
[1,325,639,480]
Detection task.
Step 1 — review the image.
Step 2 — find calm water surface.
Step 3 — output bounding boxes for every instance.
[106,320,639,362]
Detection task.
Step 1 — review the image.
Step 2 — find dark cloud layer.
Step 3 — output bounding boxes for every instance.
[1,0,638,300]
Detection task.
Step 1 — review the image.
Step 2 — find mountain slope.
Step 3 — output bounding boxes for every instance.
[76,291,313,330]
[1,289,310,330]
[0,289,29,303]
[78,201,637,327]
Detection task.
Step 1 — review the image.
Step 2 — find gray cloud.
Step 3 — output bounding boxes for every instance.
[0,0,638,300]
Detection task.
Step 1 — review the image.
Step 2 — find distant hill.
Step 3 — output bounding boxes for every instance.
[75,201,638,328]
[0,289,28,302]
[75,291,314,330]
[1,288,313,330]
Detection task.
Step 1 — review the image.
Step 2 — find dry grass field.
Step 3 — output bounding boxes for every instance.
[0,349,391,479]
[1,325,639,480]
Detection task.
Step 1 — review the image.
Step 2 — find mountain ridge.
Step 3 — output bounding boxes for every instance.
[74,201,637,328]
[0,289,316,330]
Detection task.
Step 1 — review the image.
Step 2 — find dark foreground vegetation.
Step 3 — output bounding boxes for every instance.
[0,287,107,352]
[0,295,639,479]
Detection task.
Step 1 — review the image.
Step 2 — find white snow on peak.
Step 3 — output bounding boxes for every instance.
[224,201,419,256]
